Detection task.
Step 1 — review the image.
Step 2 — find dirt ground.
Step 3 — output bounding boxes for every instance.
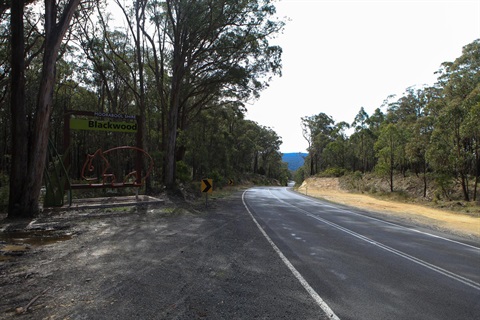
[0,182,478,318]
[0,193,332,319]
[297,177,480,239]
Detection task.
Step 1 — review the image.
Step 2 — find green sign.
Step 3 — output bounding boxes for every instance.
[70,119,137,133]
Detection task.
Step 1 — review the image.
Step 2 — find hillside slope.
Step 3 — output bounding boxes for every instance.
[297,177,479,239]
[282,153,307,171]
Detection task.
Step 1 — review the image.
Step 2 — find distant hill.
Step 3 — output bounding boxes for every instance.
[282,153,307,171]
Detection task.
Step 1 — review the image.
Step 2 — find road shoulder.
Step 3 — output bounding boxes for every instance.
[1,191,330,319]
[296,178,479,240]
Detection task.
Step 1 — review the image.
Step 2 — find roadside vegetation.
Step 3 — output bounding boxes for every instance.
[0,1,477,218]
[0,0,288,218]
[296,39,480,208]
[338,173,480,217]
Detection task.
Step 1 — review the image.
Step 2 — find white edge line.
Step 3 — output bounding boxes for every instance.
[303,211,480,291]
[289,188,480,251]
[242,189,340,320]
[275,189,480,291]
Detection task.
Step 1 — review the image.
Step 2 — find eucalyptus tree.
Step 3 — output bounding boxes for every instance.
[367,107,385,135]
[0,13,10,174]
[351,107,373,172]
[301,112,334,175]
[75,5,144,156]
[464,102,480,201]
[0,13,8,106]
[182,104,239,180]
[76,11,136,115]
[399,86,441,197]
[182,105,286,183]
[112,0,149,169]
[7,0,86,218]
[387,86,428,123]
[387,86,431,176]
[143,0,284,189]
[256,125,282,177]
[1,3,52,174]
[189,115,260,178]
[236,119,263,174]
[428,40,480,201]
[323,121,350,170]
[374,123,406,192]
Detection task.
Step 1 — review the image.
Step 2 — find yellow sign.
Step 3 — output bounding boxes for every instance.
[70,118,137,133]
[201,179,213,193]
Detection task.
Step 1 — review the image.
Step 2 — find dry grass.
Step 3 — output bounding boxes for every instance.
[297,177,480,239]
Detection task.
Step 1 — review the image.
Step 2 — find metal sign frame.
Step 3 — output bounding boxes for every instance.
[63,109,144,186]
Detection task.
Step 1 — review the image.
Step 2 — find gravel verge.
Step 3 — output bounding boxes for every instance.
[1,191,329,320]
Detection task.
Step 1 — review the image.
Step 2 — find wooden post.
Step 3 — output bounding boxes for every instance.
[135,114,143,185]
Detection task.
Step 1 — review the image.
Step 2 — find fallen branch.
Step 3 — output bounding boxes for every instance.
[16,287,50,314]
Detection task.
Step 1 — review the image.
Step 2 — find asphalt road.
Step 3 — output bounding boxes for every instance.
[243,187,480,320]
[1,192,332,319]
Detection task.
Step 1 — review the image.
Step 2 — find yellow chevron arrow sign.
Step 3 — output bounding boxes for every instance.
[201,179,213,193]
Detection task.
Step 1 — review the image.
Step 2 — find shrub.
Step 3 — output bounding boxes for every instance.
[176,160,192,183]
[294,167,306,185]
[319,167,347,177]
[209,170,225,189]
[433,173,454,201]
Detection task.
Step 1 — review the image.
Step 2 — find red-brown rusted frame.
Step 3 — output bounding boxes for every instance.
[72,146,154,189]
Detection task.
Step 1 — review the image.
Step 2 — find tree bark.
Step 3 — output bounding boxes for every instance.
[164,111,178,188]
[8,0,81,218]
[164,75,181,189]
[164,0,186,189]
[390,153,394,192]
[8,0,29,217]
[472,142,479,202]
[459,173,470,202]
[422,160,428,198]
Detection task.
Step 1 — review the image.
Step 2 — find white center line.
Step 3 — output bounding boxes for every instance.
[270,188,480,291]
[288,188,480,251]
[242,190,341,320]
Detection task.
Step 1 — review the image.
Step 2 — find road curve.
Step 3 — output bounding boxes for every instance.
[243,186,480,320]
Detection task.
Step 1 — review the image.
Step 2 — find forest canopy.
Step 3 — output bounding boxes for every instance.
[0,1,478,218]
[300,39,480,202]
[0,0,287,218]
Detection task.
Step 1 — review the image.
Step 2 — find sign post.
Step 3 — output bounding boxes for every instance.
[64,110,142,184]
[201,179,213,208]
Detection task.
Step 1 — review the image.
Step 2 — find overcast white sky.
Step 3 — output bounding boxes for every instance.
[245,0,480,153]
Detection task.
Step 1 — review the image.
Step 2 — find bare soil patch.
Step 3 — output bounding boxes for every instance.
[297,177,480,239]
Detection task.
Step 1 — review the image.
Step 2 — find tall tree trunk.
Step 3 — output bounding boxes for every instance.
[473,173,478,202]
[459,173,470,202]
[164,58,183,188]
[389,150,394,192]
[163,0,186,190]
[310,153,315,176]
[361,132,366,173]
[8,0,80,218]
[474,147,479,202]
[422,159,428,198]
[134,0,148,191]
[8,0,29,218]
[165,102,179,189]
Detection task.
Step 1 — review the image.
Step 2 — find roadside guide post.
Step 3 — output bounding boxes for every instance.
[201,179,213,208]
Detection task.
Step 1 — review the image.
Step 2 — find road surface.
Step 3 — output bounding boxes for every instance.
[243,186,480,320]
